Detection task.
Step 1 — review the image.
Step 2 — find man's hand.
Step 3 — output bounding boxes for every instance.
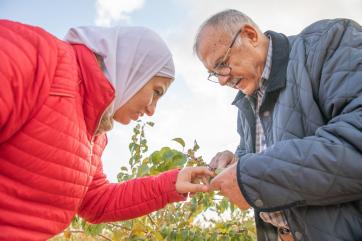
[176,166,215,194]
[208,150,237,170]
[209,162,250,210]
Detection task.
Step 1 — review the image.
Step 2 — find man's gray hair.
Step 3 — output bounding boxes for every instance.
[193,9,260,56]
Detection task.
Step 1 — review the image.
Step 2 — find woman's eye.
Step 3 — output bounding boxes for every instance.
[154,89,164,97]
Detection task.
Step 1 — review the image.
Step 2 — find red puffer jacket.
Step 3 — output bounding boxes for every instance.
[0,20,185,241]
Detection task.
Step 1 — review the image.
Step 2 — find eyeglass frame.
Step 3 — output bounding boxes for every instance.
[207,29,242,83]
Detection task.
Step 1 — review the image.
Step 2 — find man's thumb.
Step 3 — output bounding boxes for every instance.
[209,179,221,192]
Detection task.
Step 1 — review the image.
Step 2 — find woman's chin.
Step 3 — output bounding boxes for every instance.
[116,118,131,125]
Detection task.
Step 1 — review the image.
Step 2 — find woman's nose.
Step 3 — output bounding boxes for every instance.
[145,103,156,116]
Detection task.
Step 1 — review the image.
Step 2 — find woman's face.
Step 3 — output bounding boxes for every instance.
[113,76,172,125]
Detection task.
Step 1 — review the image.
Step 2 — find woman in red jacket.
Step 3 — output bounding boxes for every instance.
[0,20,213,241]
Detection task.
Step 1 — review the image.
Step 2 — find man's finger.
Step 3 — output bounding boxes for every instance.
[209,153,221,169]
[217,159,229,169]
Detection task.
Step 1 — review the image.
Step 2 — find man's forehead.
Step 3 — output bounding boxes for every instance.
[199,27,229,48]
[198,28,230,68]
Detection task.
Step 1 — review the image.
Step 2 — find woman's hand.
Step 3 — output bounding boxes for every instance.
[176,166,215,194]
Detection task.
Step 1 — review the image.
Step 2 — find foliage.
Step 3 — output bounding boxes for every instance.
[51,121,256,241]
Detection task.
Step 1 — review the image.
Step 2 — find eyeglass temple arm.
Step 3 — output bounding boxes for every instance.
[221,29,242,63]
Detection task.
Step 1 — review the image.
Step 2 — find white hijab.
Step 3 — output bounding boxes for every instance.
[64,25,175,115]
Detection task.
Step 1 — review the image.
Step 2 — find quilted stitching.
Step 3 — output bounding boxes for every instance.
[235,19,362,240]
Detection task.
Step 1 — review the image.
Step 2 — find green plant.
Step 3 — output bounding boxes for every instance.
[51,121,256,241]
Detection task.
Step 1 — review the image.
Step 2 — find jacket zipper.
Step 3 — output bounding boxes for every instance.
[79,99,114,207]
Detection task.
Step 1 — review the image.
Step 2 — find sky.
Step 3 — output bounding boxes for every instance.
[1,0,361,182]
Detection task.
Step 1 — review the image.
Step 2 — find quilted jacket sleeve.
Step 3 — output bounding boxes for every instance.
[0,20,56,143]
[236,19,362,211]
[78,163,186,223]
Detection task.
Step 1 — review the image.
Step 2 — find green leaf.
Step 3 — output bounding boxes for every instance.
[154,231,164,241]
[129,143,136,152]
[193,140,200,152]
[112,229,124,241]
[137,163,150,177]
[230,202,235,213]
[146,121,155,127]
[172,138,185,148]
[150,151,161,165]
[210,233,217,241]
[171,153,187,168]
[220,235,231,241]
[70,216,80,228]
[83,222,105,236]
[160,225,170,238]
[181,229,189,241]
[220,198,229,213]
[133,128,140,135]
[142,145,148,153]
[160,147,173,160]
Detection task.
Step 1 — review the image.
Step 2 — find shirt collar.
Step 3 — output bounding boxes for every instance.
[259,36,273,89]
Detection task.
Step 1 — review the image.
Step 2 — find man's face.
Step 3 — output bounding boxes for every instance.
[197,26,265,96]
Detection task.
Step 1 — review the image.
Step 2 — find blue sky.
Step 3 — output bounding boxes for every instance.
[0,0,187,36]
[2,0,361,182]
[1,1,95,36]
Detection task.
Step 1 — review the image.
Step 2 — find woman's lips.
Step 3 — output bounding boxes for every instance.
[130,112,141,121]
[133,112,145,120]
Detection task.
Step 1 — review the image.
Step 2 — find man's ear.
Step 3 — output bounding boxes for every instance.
[241,24,259,46]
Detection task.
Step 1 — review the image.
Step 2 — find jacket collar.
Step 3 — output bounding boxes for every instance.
[72,44,115,137]
[232,31,290,106]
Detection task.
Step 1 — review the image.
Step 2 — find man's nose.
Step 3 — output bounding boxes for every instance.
[218,75,230,86]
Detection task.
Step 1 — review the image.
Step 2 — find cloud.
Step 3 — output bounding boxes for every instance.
[95,0,144,26]
[179,0,362,34]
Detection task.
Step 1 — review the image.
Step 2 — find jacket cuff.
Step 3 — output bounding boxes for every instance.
[157,169,187,203]
[236,154,260,209]
[236,154,305,212]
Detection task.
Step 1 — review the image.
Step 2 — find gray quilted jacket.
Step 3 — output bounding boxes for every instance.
[234,19,362,241]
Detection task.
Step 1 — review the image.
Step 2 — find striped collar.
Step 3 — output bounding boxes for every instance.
[259,35,273,89]
[232,31,290,106]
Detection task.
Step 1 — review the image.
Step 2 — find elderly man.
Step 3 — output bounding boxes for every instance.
[194,9,362,241]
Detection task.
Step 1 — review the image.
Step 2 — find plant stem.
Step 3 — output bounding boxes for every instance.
[148,214,157,227]
[68,230,112,241]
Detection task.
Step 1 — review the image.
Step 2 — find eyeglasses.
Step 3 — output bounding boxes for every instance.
[207,29,242,84]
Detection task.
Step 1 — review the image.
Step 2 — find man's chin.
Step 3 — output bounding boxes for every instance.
[238,85,257,96]
[241,89,256,96]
